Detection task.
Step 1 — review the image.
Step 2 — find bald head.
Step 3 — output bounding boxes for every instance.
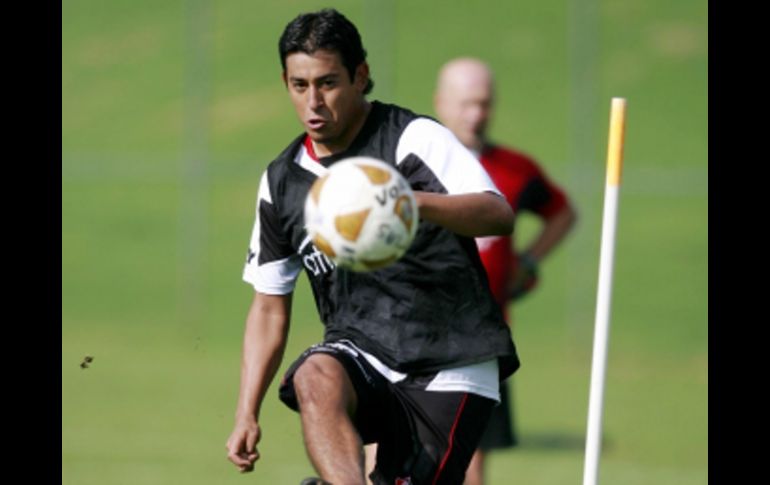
[434,58,495,152]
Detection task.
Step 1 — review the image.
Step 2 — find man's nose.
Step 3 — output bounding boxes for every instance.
[308,86,324,110]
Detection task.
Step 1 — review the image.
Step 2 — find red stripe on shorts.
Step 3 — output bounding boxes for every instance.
[431,393,469,485]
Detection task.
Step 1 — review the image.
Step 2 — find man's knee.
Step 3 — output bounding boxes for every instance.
[293,354,357,414]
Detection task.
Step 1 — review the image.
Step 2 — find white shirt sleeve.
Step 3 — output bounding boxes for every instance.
[395,118,502,196]
[242,170,302,294]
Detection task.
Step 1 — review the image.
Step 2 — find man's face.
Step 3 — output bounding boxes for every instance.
[435,69,494,152]
[283,49,368,154]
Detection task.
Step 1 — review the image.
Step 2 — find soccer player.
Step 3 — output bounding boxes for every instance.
[225,9,520,485]
[435,58,577,484]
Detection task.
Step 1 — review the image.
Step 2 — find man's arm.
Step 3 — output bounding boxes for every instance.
[226,291,292,473]
[414,191,514,237]
[509,203,577,300]
[395,119,514,237]
[524,203,577,262]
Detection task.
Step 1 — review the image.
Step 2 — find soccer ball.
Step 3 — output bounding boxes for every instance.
[304,156,419,272]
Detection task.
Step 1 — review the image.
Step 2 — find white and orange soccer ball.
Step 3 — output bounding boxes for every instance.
[304,156,419,272]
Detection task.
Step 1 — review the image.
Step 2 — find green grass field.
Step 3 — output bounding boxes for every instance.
[62,0,707,483]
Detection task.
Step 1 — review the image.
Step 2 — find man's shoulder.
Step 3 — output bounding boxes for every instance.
[485,143,536,163]
[484,143,545,173]
[258,133,307,203]
[371,100,436,130]
[353,101,442,163]
[267,133,306,168]
[259,133,307,187]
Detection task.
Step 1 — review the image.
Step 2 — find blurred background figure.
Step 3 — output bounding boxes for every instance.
[435,57,577,485]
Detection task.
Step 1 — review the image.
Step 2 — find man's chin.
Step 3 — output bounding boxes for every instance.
[305,129,330,143]
[307,135,332,148]
[460,136,484,152]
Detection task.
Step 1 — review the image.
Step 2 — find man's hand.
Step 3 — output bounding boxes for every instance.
[509,252,539,301]
[226,416,262,473]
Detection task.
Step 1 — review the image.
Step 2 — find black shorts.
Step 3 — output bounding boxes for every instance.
[279,341,497,485]
[477,379,518,451]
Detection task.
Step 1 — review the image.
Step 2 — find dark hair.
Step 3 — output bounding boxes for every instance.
[279,8,374,95]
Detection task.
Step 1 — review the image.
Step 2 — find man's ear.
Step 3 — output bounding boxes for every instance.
[354,62,370,91]
[281,71,288,87]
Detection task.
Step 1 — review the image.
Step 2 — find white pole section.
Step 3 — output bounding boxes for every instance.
[582,97,627,485]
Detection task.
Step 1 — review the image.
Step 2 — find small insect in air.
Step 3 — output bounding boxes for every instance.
[80,356,94,369]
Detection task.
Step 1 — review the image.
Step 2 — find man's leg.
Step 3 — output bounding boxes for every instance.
[463,449,485,485]
[463,379,516,485]
[371,390,495,485]
[364,444,377,485]
[293,353,366,484]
